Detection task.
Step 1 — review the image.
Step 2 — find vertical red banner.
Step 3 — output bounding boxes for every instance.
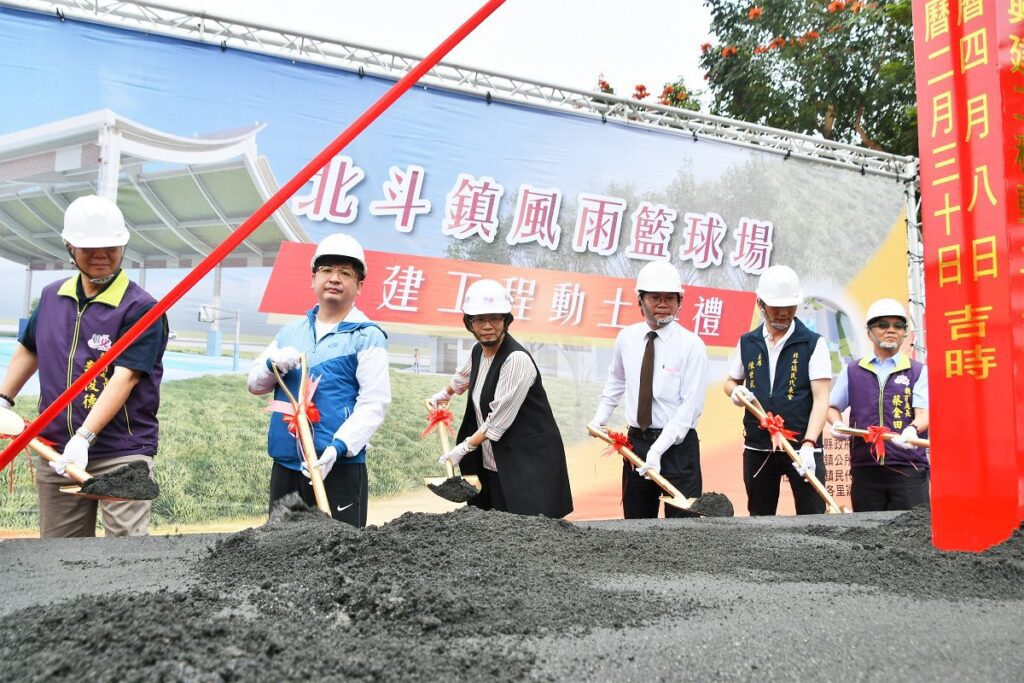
[911,0,1024,550]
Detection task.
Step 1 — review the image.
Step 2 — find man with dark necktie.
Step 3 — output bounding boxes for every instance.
[589,261,709,519]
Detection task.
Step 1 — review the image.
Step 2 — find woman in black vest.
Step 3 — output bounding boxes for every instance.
[428,279,573,518]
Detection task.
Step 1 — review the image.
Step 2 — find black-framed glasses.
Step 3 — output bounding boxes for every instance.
[469,315,504,327]
[871,320,907,330]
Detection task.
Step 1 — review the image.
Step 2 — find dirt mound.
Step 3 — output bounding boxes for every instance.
[2,503,1023,681]
[691,491,734,517]
[79,460,159,500]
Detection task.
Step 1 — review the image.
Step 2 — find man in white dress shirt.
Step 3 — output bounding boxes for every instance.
[590,261,709,519]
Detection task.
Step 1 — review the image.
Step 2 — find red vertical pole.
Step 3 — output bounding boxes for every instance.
[910,0,1024,550]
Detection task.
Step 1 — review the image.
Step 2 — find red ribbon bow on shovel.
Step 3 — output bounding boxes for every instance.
[420,407,456,439]
[267,375,322,437]
[601,429,634,459]
[759,412,798,452]
[863,425,895,464]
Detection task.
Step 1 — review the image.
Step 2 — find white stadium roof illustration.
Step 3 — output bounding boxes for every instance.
[0,109,308,271]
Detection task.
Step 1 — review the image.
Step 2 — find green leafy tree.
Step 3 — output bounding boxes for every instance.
[699,0,917,155]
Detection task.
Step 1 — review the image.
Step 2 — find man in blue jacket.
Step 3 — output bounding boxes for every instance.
[0,195,167,537]
[248,233,391,527]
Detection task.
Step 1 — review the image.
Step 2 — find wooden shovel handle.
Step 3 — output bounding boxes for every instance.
[274,357,330,515]
[831,424,930,448]
[25,439,91,484]
[425,399,456,478]
[737,395,846,514]
[586,424,691,508]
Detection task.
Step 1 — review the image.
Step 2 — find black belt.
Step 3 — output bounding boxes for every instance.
[628,426,663,441]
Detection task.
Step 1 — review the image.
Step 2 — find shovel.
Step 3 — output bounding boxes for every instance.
[735,394,850,514]
[0,407,149,502]
[422,400,480,503]
[587,424,702,517]
[272,356,331,516]
[831,424,931,449]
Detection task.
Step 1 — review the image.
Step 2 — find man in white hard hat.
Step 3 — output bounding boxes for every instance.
[590,261,709,519]
[826,298,930,511]
[723,265,830,516]
[428,279,573,518]
[248,232,391,527]
[0,194,167,537]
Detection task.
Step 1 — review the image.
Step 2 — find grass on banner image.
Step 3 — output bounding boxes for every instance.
[0,370,596,533]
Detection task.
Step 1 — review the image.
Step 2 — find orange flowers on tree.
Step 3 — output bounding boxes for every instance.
[722,45,739,57]
[748,6,763,19]
[827,0,847,12]
[632,84,650,100]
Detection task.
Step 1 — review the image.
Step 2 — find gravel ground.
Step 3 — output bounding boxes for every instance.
[0,499,1020,681]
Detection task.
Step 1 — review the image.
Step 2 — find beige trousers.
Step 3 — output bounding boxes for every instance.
[35,453,154,538]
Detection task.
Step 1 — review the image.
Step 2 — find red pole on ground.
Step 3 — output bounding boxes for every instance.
[0,0,507,471]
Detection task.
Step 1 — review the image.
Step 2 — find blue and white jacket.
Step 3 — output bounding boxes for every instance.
[248,306,391,470]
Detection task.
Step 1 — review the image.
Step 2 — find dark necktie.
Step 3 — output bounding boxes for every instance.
[637,330,657,431]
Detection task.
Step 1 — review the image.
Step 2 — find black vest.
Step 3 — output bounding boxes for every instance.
[739,319,821,450]
[456,335,573,518]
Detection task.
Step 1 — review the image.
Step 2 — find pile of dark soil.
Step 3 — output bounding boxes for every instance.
[78,460,159,500]
[691,491,734,517]
[427,476,480,503]
[1,500,1022,681]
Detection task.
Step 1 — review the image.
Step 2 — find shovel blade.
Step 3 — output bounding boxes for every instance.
[58,485,134,503]
[659,495,703,517]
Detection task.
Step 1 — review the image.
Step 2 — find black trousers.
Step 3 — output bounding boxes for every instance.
[851,465,930,512]
[475,468,509,512]
[743,448,825,516]
[269,461,368,528]
[622,429,701,519]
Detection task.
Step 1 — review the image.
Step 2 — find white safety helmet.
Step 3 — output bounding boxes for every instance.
[61,195,130,248]
[462,279,513,315]
[755,265,802,307]
[635,261,682,294]
[311,232,367,276]
[865,298,907,325]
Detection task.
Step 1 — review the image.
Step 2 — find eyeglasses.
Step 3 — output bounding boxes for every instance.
[315,265,358,279]
[470,315,505,327]
[871,320,908,330]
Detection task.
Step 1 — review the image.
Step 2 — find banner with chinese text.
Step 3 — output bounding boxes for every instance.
[911,0,1024,549]
[0,7,914,519]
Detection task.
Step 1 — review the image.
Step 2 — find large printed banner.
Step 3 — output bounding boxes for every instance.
[260,243,758,344]
[912,0,1024,549]
[0,6,913,519]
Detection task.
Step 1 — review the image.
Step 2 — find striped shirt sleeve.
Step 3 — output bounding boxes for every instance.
[481,351,537,442]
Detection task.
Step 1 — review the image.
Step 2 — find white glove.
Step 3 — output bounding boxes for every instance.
[587,420,608,435]
[427,388,452,409]
[0,396,12,410]
[637,448,662,479]
[730,385,755,407]
[829,420,851,441]
[269,346,302,374]
[51,435,89,478]
[792,443,816,479]
[301,445,338,480]
[439,439,477,466]
[890,426,919,449]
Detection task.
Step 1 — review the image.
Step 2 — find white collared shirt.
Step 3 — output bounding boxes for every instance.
[726,322,831,390]
[591,320,709,455]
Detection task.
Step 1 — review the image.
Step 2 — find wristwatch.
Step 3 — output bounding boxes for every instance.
[75,426,98,445]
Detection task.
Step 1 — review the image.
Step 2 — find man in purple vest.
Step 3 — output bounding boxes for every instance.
[0,195,167,537]
[827,298,930,511]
